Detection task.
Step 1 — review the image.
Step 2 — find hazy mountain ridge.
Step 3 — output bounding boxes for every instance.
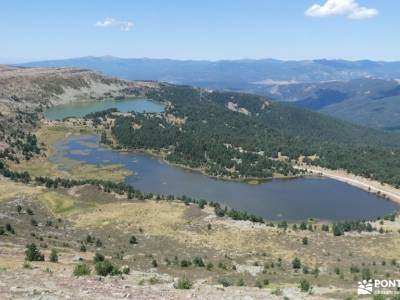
[19,56,400,83]
[18,57,400,131]
[258,78,400,131]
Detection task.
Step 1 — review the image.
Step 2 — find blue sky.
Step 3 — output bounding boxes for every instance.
[0,0,398,62]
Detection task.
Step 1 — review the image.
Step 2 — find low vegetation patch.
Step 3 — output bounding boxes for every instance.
[174,277,193,289]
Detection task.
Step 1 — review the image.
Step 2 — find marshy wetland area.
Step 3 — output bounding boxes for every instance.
[1,97,400,299]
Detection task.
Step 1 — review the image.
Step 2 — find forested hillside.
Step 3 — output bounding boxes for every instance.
[257,78,400,132]
[108,85,400,186]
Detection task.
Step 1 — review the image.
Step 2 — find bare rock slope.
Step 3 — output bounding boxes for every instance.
[0,66,157,114]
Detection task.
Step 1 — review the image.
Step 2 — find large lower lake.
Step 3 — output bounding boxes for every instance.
[45,98,164,120]
[52,134,399,221]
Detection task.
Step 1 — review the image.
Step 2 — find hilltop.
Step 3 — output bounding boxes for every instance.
[18,57,400,131]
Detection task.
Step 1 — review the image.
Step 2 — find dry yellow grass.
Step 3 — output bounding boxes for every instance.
[71,200,186,236]
[36,125,73,146]
[38,191,80,215]
[0,180,42,202]
[10,158,69,178]
[10,156,133,183]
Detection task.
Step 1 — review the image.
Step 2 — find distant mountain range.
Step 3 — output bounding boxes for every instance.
[19,56,400,83]
[253,78,400,131]
[18,56,400,131]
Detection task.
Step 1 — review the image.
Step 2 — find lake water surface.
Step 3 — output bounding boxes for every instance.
[52,134,399,221]
[45,98,164,120]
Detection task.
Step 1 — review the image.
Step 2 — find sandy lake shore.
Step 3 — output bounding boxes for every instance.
[296,164,400,204]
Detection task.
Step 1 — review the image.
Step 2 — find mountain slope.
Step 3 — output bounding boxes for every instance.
[0,66,158,160]
[18,57,400,131]
[2,66,400,186]
[258,78,400,131]
[109,84,400,186]
[19,56,400,83]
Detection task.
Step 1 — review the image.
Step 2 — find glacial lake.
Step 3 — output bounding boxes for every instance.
[52,134,399,221]
[45,98,164,120]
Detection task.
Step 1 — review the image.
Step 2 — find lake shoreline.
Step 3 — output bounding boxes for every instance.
[295,165,400,204]
[113,143,400,207]
[46,131,400,220]
[96,131,400,206]
[41,121,400,207]
[111,144,304,185]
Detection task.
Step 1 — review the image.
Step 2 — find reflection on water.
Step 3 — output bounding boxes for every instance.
[45,98,164,120]
[51,134,399,221]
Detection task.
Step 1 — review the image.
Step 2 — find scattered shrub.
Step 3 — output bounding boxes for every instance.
[95,239,103,248]
[73,263,91,276]
[321,224,329,232]
[198,199,207,209]
[152,259,158,268]
[237,277,245,286]
[149,276,160,285]
[218,262,227,270]
[272,288,282,296]
[300,222,307,230]
[174,277,192,289]
[361,268,372,280]
[129,236,137,244]
[49,249,58,263]
[333,224,344,236]
[300,279,311,292]
[334,267,341,275]
[292,257,301,270]
[218,278,232,287]
[193,257,205,267]
[122,266,130,275]
[350,265,360,273]
[95,260,121,276]
[180,259,192,267]
[6,223,15,234]
[25,243,44,261]
[30,218,38,227]
[206,262,214,271]
[93,252,105,263]
[255,280,263,289]
[86,234,93,243]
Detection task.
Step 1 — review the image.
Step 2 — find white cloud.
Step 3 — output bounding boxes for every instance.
[95,17,133,31]
[305,0,378,20]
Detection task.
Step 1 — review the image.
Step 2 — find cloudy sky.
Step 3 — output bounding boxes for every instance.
[0,0,398,62]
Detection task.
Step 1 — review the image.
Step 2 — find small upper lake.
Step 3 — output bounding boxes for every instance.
[45,98,164,120]
[51,134,399,221]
